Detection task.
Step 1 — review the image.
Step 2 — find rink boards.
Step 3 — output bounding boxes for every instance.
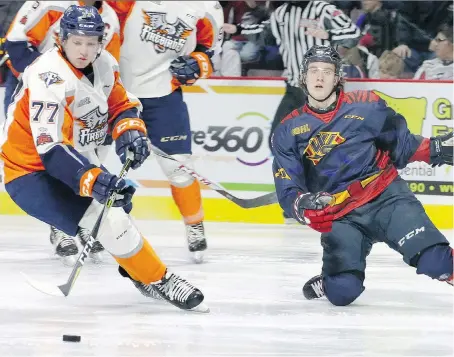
[0,79,452,228]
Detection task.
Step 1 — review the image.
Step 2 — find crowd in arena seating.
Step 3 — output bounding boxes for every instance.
[217,0,453,80]
[1,1,453,83]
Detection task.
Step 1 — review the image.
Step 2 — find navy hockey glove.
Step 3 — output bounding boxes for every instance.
[77,166,136,207]
[430,132,453,166]
[293,192,334,233]
[170,51,213,86]
[112,118,150,170]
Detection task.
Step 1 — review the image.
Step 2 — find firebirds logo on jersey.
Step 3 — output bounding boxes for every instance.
[140,10,192,53]
[77,106,108,146]
[39,71,64,88]
[304,132,346,165]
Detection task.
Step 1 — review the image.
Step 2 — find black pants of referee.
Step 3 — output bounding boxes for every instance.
[269,83,307,149]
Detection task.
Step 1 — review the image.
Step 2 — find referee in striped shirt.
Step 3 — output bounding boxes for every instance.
[237,1,360,136]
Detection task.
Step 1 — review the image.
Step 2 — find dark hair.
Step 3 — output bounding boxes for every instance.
[438,23,453,43]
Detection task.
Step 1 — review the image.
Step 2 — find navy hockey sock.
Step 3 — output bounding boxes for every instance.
[416,244,453,283]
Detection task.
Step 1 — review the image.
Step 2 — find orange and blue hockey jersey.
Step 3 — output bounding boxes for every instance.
[5,1,120,74]
[271,90,431,220]
[107,1,224,98]
[0,47,140,194]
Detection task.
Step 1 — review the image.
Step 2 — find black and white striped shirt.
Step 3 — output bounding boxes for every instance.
[240,1,360,87]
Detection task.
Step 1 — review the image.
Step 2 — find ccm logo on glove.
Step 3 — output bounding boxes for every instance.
[112,118,147,140]
[80,167,102,197]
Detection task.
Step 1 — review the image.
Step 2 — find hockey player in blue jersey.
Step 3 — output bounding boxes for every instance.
[271,45,453,306]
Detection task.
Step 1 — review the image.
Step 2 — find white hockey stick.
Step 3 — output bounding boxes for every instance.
[22,157,134,297]
[150,144,278,209]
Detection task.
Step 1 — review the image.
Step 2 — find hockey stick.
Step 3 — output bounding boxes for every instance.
[150,144,278,209]
[22,157,134,297]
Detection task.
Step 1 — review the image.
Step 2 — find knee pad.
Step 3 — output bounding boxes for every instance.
[324,272,365,306]
[79,202,142,257]
[156,153,195,188]
[416,244,453,281]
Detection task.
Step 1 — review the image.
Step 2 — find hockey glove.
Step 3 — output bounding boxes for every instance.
[293,192,334,233]
[112,118,150,170]
[170,52,213,86]
[77,166,136,207]
[430,132,453,166]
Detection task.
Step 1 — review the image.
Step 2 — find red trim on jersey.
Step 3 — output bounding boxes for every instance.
[302,91,345,123]
[409,138,430,164]
[329,165,399,220]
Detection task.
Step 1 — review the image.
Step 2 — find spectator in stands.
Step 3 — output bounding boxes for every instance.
[377,50,405,79]
[357,0,400,58]
[414,23,453,80]
[393,1,452,74]
[338,43,380,78]
[220,1,271,76]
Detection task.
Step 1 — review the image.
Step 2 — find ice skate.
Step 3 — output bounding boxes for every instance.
[186,221,207,264]
[49,226,78,267]
[152,269,209,312]
[118,266,162,300]
[302,274,325,300]
[77,228,105,263]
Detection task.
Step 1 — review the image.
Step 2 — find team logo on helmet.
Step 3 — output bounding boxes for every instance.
[77,106,108,146]
[39,71,64,88]
[140,11,192,53]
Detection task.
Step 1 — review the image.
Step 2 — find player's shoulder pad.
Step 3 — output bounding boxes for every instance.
[98,49,119,71]
[271,112,303,152]
[280,107,304,125]
[24,49,68,96]
[102,2,121,32]
[343,90,380,105]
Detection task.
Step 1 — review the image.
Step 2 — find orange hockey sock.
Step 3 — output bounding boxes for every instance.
[114,238,166,284]
[171,180,204,224]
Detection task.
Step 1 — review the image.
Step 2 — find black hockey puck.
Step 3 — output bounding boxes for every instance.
[63,335,81,342]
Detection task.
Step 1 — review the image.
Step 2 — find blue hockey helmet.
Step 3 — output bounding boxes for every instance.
[59,5,105,43]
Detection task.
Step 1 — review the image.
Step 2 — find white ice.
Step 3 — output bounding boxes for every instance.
[0,215,452,357]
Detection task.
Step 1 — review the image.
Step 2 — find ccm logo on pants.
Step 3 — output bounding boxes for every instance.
[398,226,425,247]
[161,135,188,142]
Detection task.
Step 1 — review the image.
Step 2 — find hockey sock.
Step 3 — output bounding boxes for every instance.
[114,238,167,284]
[171,180,204,224]
[416,244,453,283]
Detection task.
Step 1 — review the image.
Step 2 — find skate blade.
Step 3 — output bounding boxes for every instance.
[191,251,204,264]
[189,301,210,313]
[89,252,104,264]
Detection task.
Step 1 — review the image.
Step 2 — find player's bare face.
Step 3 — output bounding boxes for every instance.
[63,35,100,69]
[306,62,337,101]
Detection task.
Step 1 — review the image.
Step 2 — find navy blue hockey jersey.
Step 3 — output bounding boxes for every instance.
[271,90,430,220]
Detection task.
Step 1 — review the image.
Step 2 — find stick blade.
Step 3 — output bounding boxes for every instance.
[21,272,66,297]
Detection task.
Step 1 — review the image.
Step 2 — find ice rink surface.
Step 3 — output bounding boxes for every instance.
[0,215,452,357]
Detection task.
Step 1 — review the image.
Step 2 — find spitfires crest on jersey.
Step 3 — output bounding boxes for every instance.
[141,11,192,53]
[39,72,64,88]
[77,106,108,146]
[304,132,346,165]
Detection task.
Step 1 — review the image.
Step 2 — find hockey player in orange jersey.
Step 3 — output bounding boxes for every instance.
[4,0,122,264]
[0,5,208,313]
[108,1,224,264]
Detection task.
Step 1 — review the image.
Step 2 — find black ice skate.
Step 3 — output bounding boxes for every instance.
[303,274,325,300]
[49,226,78,267]
[77,228,105,263]
[118,266,162,300]
[186,221,207,264]
[152,270,209,312]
